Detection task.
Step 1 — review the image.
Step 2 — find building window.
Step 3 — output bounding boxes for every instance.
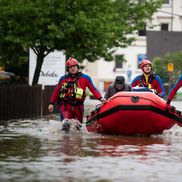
[163,0,169,4]
[138,24,146,36]
[161,23,169,31]
[115,55,125,69]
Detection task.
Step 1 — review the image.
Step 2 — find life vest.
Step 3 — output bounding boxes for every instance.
[59,74,86,105]
[139,73,156,89]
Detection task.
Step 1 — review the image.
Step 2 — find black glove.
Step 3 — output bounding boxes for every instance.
[166,99,171,105]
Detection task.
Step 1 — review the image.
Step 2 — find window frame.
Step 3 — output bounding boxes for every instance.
[115,54,125,69]
[163,0,169,4]
[161,23,169,31]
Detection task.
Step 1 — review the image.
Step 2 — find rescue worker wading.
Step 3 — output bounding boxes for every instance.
[131,59,166,98]
[48,58,106,131]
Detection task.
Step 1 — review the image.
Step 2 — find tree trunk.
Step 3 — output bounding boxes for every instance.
[32,54,44,86]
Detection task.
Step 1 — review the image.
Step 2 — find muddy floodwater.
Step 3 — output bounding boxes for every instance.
[0,101,182,182]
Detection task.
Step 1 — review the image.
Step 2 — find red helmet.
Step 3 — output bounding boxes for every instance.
[66,58,79,68]
[140,59,152,70]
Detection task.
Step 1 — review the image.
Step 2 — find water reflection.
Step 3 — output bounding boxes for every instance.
[1,119,182,182]
[84,135,169,157]
[0,132,46,160]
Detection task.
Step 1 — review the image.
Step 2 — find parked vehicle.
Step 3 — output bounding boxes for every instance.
[0,71,15,85]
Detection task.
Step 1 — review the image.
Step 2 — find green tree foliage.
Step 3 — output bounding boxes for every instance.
[0,0,162,85]
[0,41,28,83]
[153,51,182,83]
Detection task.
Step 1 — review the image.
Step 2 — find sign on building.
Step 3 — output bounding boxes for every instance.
[167,63,174,72]
[137,54,148,68]
[29,49,66,86]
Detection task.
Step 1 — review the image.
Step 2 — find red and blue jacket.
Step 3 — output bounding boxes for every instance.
[167,75,182,102]
[131,73,166,98]
[50,72,102,105]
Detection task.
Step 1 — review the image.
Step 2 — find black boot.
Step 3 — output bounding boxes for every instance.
[76,122,82,131]
[61,121,71,133]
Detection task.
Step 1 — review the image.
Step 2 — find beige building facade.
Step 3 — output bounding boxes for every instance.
[83,0,182,93]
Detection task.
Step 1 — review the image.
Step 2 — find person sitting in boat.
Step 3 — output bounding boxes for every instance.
[131,59,165,98]
[48,57,106,131]
[104,76,132,99]
[167,74,182,105]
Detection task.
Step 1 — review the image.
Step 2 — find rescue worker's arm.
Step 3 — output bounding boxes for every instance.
[131,76,141,87]
[155,75,166,98]
[48,77,65,112]
[167,75,182,104]
[85,75,105,101]
[48,104,54,113]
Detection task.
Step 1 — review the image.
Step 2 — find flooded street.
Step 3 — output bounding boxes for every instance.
[1,100,182,182]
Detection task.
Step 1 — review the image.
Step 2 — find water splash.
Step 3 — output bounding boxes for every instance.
[3,117,182,140]
[5,118,88,140]
[162,124,182,138]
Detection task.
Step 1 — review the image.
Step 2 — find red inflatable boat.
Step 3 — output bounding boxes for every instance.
[86,91,182,135]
